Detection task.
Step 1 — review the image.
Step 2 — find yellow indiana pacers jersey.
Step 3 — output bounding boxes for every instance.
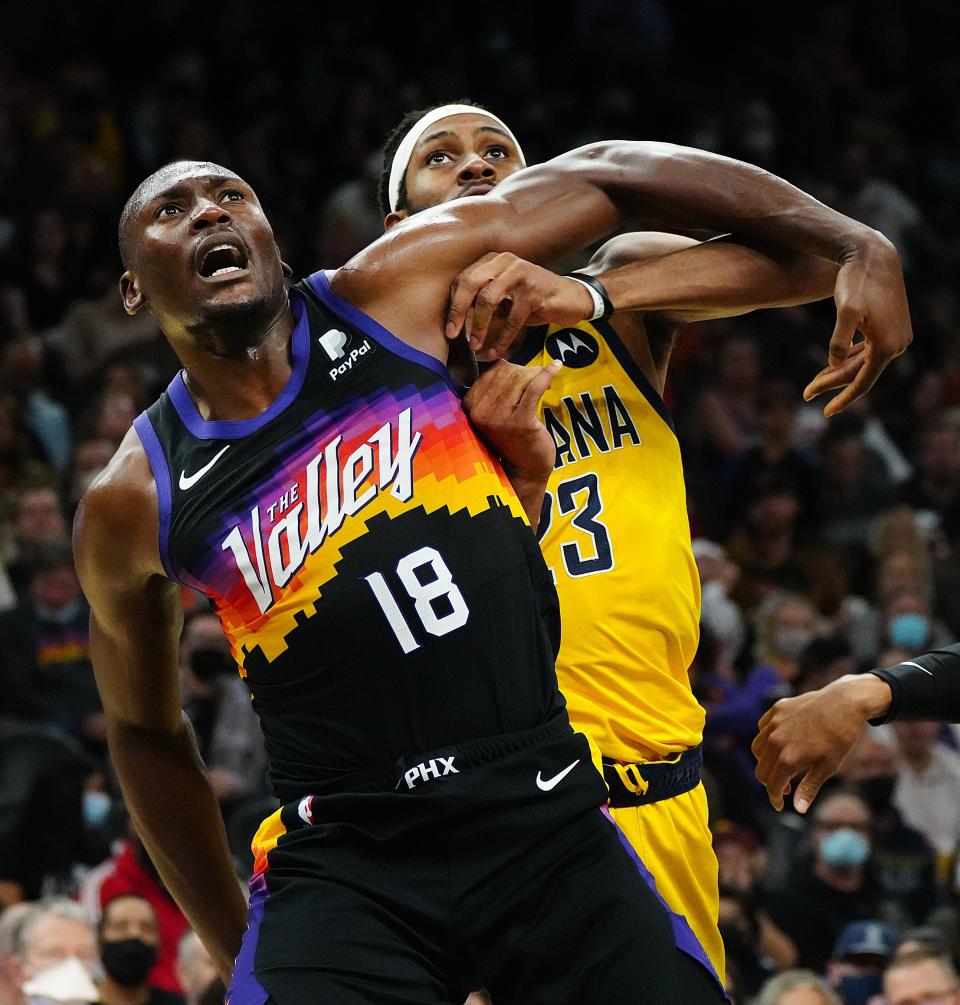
[518,319,705,763]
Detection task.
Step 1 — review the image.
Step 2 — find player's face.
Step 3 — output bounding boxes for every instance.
[401,113,524,214]
[122,168,287,331]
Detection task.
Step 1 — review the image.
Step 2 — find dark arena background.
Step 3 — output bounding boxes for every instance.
[2,3,960,1003]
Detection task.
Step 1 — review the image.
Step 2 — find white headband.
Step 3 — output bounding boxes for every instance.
[387,104,526,213]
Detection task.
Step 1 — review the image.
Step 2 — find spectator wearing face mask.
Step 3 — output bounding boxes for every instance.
[837,729,940,927]
[179,610,269,818]
[706,592,820,748]
[826,920,901,1005]
[97,896,183,1005]
[6,899,99,1005]
[766,789,884,972]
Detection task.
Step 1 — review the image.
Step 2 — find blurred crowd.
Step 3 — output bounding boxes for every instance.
[2,2,960,1003]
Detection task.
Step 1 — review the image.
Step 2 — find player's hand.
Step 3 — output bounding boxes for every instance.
[804,233,912,416]
[463,359,561,528]
[751,674,893,814]
[446,252,595,361]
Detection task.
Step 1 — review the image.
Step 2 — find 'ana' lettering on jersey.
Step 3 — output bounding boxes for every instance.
[543,384,641,468]
[221,408,422,614]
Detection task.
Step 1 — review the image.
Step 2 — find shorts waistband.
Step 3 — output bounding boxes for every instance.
[603,746,703,808]
[297,714,574,799]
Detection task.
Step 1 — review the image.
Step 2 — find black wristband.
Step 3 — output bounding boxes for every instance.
[563,271,614,321]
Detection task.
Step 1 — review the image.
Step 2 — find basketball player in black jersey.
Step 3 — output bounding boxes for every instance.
[76,139,912,1005]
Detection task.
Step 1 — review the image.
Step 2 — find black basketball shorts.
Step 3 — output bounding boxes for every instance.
[227,715,682,1005]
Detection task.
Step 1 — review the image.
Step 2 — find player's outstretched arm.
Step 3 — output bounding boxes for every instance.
[753,642,960,814]
[445,235,839,361]
[343,140,910,393]
[73,429,247,984]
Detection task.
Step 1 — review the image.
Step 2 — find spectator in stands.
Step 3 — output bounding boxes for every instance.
[3,485,68,602]
[175,932,217,1005]
[766,789,883,972]
[892,720,960,862]
[900,418,960,549]
[6,899,99,1005]
[883,948,960,1005]
[826,920,901,1005]
[723,378,821,537]
[706,592,820,750]
[837,729,940,927]
[179,609,269,822]
[98,895,184,1005]
[754,969,843,1005]
[726,474,848,617]
[94,828,189,996]
[0,538,103,749]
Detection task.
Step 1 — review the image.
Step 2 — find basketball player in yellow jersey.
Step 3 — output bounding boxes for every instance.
[381,102,911,1003]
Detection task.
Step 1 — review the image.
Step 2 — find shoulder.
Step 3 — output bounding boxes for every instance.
[74,424,161,579]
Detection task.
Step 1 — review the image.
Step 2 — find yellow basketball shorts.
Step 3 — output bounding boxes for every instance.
[609,781,725,987]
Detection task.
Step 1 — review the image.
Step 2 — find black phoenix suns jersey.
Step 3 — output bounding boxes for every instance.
[134,272,563,800]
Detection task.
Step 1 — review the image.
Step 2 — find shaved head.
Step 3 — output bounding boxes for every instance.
[118,160,243,269]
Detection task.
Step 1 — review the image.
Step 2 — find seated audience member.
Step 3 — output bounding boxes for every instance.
[0,722,89,900]
[754,969,843,1005]
[837,729,940,926]
[6,899,99,1005]
[97,829,190,996]
[883,948,960,1005]
[0,538,103,750]
[826,919,901,1005]
[175,932,217,1005]
[766,789,883,972]
[98,895,184,1005]
[892,720,960,864]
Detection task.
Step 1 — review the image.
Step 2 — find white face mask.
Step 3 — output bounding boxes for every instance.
[21,956,99,1005]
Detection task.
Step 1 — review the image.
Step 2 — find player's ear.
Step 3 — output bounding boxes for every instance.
[384,209,408,231]
[119,271,146,315]
[281,260,293,278]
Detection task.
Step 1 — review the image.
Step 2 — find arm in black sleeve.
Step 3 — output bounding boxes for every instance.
[870,643,960,723]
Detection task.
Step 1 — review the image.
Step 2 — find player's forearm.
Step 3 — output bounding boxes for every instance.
[598,240,838,319]
[107,713,247,981]
[870,643,960,723]
[590,141,888,266]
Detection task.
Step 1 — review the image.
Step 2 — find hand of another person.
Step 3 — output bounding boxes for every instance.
[463,359,561,529]
[751,673,893,813]
[804,235,912,416]
[446,252,595,360]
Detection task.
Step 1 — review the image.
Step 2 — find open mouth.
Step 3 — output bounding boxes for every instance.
[196,238,249,279]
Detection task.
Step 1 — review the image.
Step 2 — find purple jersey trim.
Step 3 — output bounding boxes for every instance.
[133,412,178,583]
[226,872,270,1005]
[167,293,311,441]
[307,270,465,398]
[600,805,728,1001]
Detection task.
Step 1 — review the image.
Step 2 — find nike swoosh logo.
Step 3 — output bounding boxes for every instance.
[898,660,934,676]
[536,759,580,792]
[179,445,230,490]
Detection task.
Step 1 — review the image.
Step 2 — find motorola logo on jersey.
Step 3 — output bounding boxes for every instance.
[545,328,600,369]
[318,327,378,382]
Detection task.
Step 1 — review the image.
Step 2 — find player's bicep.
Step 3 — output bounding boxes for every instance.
[75,482,184,733]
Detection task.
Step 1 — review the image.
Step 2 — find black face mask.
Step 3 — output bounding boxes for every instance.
[101,938,158,987]
[190,647,234,680]
[858,776,896,814]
